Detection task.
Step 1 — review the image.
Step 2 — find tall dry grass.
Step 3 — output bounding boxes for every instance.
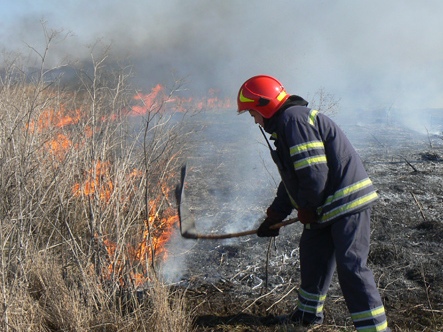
[0,26,195,332]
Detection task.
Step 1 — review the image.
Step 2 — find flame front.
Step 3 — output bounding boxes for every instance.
[97,205,178,288]
[27,106,82,133]
[29,86,232,288]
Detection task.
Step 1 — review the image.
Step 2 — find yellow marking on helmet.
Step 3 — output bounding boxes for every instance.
[276,90,287,101]
[239,89,255,103]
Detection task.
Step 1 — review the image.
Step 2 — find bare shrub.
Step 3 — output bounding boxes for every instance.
[308,87,341,116]
[0,23,195,331]
[26,253,113,332]
[147,278,196,332]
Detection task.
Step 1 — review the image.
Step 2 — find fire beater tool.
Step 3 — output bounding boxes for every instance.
[175,165,298,239]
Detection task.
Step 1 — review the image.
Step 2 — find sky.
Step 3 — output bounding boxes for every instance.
[1,0,443,112]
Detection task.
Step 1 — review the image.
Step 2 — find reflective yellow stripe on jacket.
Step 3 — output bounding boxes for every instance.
[320,191,378,223]
[290,140,326,171]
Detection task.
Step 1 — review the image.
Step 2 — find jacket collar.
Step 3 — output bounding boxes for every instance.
[263,95,309,134]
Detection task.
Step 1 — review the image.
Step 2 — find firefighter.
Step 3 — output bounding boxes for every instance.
[237,75,390,331]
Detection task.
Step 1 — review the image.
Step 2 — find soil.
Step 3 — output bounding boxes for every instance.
[171,117,443,332]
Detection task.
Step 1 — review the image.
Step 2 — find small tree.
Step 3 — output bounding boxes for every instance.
[0,23,195,331]
[308,87,340,116]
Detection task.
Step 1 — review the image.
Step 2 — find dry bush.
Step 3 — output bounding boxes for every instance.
[0,24,195,331]
[0,250,194,331]
[0,274,45,331]
[147,278,196,332]
[308,87,341,116]
[26,253,117,332]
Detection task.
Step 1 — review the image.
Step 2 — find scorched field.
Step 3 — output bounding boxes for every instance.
[170,111,443,332]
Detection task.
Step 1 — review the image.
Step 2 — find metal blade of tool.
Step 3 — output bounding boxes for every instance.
[175,165,197,238]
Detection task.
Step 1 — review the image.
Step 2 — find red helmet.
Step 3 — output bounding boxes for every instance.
[237,75,290,118]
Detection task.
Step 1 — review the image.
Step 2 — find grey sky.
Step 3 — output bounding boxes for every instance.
[1,0,442,110]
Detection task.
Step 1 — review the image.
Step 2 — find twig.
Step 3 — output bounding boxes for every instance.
[38,239,73,252]
[229,266,253,281]
[252,278,263,290]
[410,192,427,222]
[421,263,435,322]
[241,285,283,312]
[211,283,223,293]
[266,284,298,311]
[370,134,388,154]
[422,308,443,313]
[399,155,419,172]
[425,126,433,149]
[264,238,273,292]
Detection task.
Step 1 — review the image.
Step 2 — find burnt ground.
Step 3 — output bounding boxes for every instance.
[169,117,443,332]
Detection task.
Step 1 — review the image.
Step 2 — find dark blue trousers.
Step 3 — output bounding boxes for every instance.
[297,208,389,331]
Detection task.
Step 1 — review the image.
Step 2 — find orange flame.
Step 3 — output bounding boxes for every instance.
[72,161,114,202]
[129,84,165,116]
[74,163,178,288]
[27,106,82,133]
[45,133,72,160]
[98,211,178,288]
[129,85,234,116]
[31,86,232,288]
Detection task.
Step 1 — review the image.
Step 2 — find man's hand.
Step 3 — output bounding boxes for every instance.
[297,208,318,224]
[257,208,287,237]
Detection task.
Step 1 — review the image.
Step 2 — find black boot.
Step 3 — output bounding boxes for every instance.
[262,310,323,326]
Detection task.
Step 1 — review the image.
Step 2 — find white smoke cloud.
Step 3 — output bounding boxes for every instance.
[1,0,442,110]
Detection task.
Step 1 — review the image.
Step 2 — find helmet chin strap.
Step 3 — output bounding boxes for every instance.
[259,126,273,152]
[258,126,288,192]
[259,126,283,168]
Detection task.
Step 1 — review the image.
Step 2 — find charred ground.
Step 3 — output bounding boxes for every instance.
[173,119,443,332]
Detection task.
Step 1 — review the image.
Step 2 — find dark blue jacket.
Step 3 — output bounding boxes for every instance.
[264,97,378,229]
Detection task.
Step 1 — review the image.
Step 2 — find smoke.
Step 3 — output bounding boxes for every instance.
[2,0,443,110]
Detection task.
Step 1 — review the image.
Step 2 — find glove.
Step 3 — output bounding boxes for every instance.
[297,208,318,224]
[257,208,286,237]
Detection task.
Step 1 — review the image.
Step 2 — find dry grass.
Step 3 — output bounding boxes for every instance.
[0,26,195,332]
